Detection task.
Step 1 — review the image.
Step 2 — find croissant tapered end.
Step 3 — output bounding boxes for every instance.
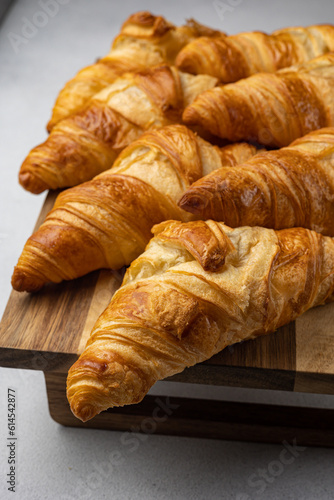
[184,19,222,38]
[19,170,50,195]
[69,399,99,423]
[178,170,220,218]
[11,267,44,293]
[67,352,154,420]
[182,94,216,135]
[178,190,209,216]
[176,35,227,79]
[46,118,56,134]
[121,11,174,37]
[178,181,228,220]
[67,358,113,422]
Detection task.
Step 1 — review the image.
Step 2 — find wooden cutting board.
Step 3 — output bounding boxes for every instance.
[1,190,334,395]
[2,191,334,445]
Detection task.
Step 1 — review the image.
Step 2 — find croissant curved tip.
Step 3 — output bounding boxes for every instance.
[182,105,198,125]
[46,119,54,133]
[69,399,99,422]
[175,53,196,76]
[182,98,219,138]
[19,170,49,195]
[178,193,208,215]
[11,267,44,293]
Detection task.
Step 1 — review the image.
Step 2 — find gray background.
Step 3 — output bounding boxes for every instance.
[1,0,334,498]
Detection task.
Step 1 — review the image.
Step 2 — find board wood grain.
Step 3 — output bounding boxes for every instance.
[1,191,334,395]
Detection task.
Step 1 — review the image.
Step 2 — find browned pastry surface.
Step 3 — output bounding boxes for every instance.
[176,24,334,82]
[66,220,334,421]
[47,11,220,131]
[179,127,334,235]
[19,66,218,194]
[183,52,334,147]
[12,125,258,292]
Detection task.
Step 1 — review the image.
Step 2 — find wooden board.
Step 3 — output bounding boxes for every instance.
[1,191,334,396]
[44,371,334,446]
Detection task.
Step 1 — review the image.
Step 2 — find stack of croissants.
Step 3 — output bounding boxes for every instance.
[12,12,334,422]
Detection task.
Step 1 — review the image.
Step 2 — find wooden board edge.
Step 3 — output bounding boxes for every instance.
[294,370,334,395]
[45,372,334,447]
[167,364,296,391]
[3,346,334,396]
[0,347,77,372]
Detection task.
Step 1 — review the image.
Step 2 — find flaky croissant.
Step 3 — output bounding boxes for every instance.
[47,11,219,131]
[179,127,334,235]
[67,219,334,421]
[183,52,334,147]
[176,24,334,82]
[12,125,258,292]
[19,66,217,194]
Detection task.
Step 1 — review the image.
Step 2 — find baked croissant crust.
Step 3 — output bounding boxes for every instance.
[19,66,217,194]
[176,24,334,82]
[12,124,258,292]
[183,52,334,147]
[179,127,334,235]
[47,11,219,131]
[67,220,334,421]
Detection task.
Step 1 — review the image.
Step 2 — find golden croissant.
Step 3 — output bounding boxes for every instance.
[19,65,218,194]
[179,127,334,235]
[176,24,334,82]
[12,125,258,292]
[67,219,334,421]
[47,11,219,131]
[183,52,334,147]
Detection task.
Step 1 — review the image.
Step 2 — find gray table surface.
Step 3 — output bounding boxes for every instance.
[1,0,334,499]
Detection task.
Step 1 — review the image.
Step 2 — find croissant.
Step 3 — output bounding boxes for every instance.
[47,12,219,131]
[19,66,218,194]
[176,24,334,82]
[67,219,334,421]
[179,127,334,235]
[183,52,334,147]
[12,125,258,293]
